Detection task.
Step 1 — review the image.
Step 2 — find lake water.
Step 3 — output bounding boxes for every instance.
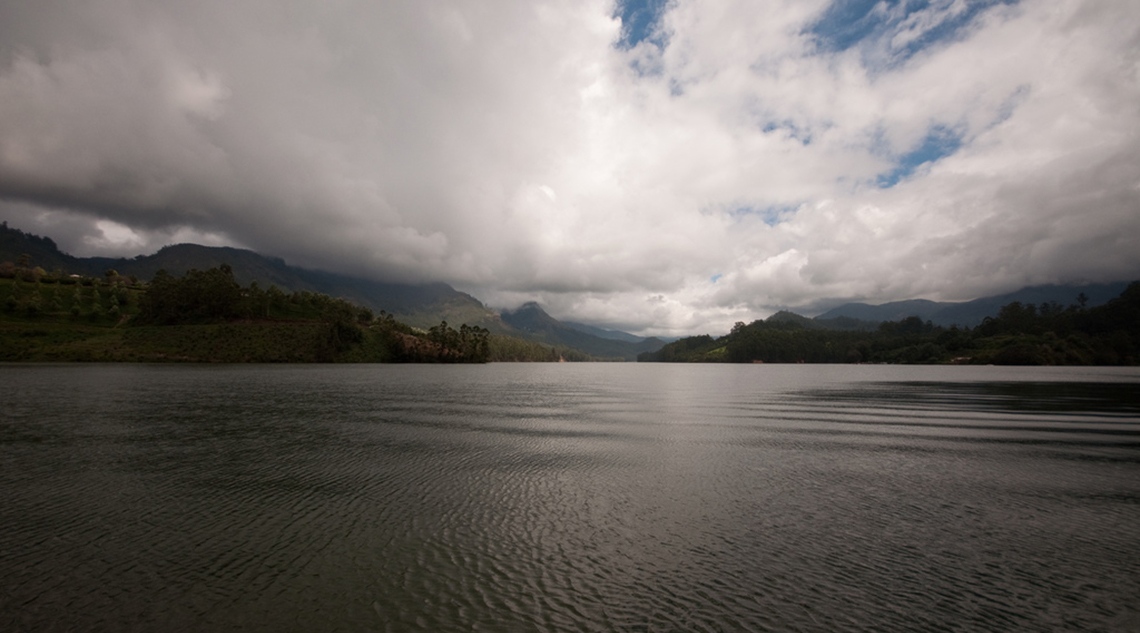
[2,363,1139,632]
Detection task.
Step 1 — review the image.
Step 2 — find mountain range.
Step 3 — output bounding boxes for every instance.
[816,282,1130,327]
[500,303,665,360]
[0,222,663,359]
[4,221,1133,351]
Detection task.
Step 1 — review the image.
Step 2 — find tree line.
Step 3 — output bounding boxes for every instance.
[2,258,584,363]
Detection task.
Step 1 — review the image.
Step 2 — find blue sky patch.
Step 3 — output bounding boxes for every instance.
[762,120,814,145]
[613,0,671,49]
[807,0,1018,67]
[877,125,962,187]
[808,0,890,52]
[729,204,799,226]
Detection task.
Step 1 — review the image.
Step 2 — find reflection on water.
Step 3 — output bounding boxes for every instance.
[1,364,1139,632]
[777,381,1140,453]
[808,380,1140,415]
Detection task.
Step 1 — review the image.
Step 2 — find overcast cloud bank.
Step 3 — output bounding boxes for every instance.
[1,0,1138,336]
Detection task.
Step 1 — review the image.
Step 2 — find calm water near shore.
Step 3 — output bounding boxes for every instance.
[2,363,1139,631]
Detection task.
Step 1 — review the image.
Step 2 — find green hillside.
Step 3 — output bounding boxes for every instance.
[0,221,506,333]
[0,265,566,363]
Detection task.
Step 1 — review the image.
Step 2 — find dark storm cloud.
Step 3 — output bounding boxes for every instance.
[1,0,1137,336]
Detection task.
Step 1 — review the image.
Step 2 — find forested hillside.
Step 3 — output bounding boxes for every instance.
[0,262,590,363]
[0,221,504,332]
[642,283,1140,365]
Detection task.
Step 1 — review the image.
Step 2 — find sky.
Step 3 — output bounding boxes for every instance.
[1,0,1138,336]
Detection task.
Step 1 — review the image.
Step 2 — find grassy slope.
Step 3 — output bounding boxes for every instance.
[0,278,387,362]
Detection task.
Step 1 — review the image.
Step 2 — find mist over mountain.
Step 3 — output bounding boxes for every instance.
[559,321,680,344]
[815,300,946,324]
[818,283,1130,328]
[500,303,665,361]
[1,221,667,358]
[3,220,1135,352]
[0,221,504,332]
[561,321,647,344]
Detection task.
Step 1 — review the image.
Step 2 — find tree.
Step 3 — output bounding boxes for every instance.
[425,320,490,362]
[317,299,364,359]
[243,281,268,318]
[24,288,42,317]
[137,265,243,324]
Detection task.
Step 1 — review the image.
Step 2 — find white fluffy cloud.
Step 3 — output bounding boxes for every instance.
[1,0,1137,336]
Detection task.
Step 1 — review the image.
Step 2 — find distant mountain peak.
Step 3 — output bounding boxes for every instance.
[499,301,665,359]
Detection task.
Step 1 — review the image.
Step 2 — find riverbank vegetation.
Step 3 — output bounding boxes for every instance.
[640,282,1140,365]
[0,263,577,363]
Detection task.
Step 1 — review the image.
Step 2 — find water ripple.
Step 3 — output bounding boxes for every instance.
[2,364,1139,631]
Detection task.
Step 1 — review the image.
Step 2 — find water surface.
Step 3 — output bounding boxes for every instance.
[2,364,1138,631]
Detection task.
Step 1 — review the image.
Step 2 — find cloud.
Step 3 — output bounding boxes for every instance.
[1,0,1138,336]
